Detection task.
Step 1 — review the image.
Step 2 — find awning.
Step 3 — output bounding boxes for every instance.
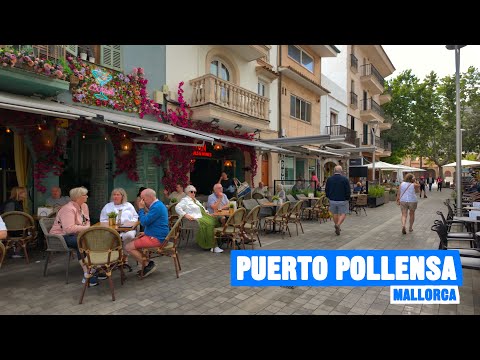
[0,91,98,120]
[261,134,342,147]
[301,146,344,157]
[73,106,215,142]
[186,129,296,154]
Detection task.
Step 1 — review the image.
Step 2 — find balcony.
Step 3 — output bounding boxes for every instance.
[308,45,339,58]
[190,74,270,131]
[350,91,358,109]
[223,45,271,62]
[0,45,70,97]
[360,64,385,95]
[360,98,385,123]
[375,136,392,157]
[325,125,357,145]
[379,85,392,105]
[350,54,358,73]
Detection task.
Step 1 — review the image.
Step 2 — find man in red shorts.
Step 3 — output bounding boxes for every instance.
[125,188,169,277]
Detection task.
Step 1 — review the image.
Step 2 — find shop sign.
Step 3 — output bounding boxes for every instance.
[192,144,212,158]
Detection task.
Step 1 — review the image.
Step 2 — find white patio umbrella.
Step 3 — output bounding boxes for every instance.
[443,160,480,167]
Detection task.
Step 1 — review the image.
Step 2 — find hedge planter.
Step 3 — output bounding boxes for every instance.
[368,196,385,208]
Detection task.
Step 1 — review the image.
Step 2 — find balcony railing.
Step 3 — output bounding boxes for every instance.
[360,63,385,87]
[325,124,357,145]
[362,98,384,118]
[350,91,358,107]
[350,53,358,71]
[190,74,269,120]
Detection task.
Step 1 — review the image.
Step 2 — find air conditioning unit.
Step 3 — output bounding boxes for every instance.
[280,128,287,138]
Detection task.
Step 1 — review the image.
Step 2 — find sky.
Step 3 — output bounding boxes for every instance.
[382,45,480,80]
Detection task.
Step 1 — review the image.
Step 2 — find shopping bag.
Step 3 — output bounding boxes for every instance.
[234,178,251,198]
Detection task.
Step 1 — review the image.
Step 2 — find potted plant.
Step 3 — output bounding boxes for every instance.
[389,188,397,201]
[229,202,234,215]
[107,211,117,226]
[86,46,95,63]
[79,46,88,61]
[367,185,385,207]
[272,195,280,205]
[170,197,178,204]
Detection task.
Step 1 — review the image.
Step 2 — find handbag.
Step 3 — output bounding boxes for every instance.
[233,178,251,197]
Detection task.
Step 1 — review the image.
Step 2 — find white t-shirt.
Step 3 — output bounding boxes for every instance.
[399,181,417,202]
[99,202,138,222]
[0,215,6,231]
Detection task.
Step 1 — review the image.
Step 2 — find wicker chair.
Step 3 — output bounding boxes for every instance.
[241,205,262,249]
[77,226,126,304]
[286,200,305,236]
[140,217,182,279]
[1,211,36,264]
[39,218,76,283]
[0,242,5,269]
[214,208,246,250]
[263,202,291,236]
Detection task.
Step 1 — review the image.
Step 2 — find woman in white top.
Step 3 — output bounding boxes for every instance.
[175,185,223,253]
[99,188,139,264]
[396,173,420,234]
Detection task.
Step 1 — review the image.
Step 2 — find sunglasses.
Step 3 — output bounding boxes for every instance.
[189,191,196,194]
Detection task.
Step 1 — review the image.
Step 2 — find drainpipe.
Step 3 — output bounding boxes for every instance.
[278,44,282,139]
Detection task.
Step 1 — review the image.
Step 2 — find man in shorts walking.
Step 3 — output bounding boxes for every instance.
[325,165,351,235]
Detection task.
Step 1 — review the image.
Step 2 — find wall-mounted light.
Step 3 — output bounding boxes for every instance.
[224,160,233,167]
[254,129,260,135]
[37,124,42,131]
[210,119,220,126]
[6,127,11,133]
[214,144,223,151]
[121,138,132,152]
[82,133,86,139]
[234,124,242,130]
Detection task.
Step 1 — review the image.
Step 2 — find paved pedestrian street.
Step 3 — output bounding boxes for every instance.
[1,188,479,315]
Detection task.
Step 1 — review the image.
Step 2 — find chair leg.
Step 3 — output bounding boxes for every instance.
[43,252,50,277]
[173,255,180,278]
[22,244,30,264]
[256,231,262,247]
[66,252,71,284]
[79,280,89,304]
[175,251,181,271]
[299,221,304,234]
[107,274,116,301]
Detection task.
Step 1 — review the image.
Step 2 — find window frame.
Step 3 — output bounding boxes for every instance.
[290,94,312,123]
[287,45,314,73]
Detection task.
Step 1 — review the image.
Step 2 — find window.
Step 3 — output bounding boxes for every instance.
[330,112,338,127]
[363,124,368,145]
[210,60,230,81]
[288,45,314,73]
[290,95,311,123]
[350,115,355,130]
[101,45,122,71]
[258,81,266,97]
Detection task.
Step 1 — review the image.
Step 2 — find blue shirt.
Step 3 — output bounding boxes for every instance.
[325,173,351,201]
[207,193,229,214]
[138,200,169,242]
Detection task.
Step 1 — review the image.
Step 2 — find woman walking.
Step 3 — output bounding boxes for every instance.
[396,173,420,234]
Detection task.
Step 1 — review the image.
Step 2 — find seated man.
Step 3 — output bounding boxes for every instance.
[207,184,229,214]
[125,188,169,278]
[163,183,186,204]
[45,186,70,210]
[252,182,269,197]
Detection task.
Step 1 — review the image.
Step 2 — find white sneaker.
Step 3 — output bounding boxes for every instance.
[211,247,224,253]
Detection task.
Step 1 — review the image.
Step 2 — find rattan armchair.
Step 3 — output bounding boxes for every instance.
[1,211,36,264]
[214,208,246,250]
[139,217,182,279]
[241,205,262,249]
[0,242,5,269]
[77,226,126,304]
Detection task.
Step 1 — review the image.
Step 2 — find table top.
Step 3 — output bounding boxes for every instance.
[260,202,277,207]
[93,220,139,232]
[211,210,231,217]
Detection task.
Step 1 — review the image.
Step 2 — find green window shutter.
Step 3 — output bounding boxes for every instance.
[101,45,122,71]
[136,146,160,190]
[65,45,78,56]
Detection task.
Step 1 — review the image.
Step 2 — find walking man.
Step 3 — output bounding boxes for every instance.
[325,165,351,236]
[427,175,434,192]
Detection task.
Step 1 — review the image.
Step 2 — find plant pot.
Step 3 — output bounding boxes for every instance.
[80,53,87,61]
[89,57,95,63]
[108,218,116,226]
[367,196,385,208]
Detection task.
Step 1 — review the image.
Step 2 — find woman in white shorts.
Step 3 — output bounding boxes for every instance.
[396,173,420,234]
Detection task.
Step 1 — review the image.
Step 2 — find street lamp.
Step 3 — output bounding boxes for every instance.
[446,45,466,216]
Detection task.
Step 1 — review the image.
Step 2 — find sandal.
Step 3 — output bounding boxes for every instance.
[409,228,413,232]
[402,227,406,234]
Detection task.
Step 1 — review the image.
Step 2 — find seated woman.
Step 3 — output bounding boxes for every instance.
[353,182,363,193]
[50,186,100,286]
[2,186,27,213]
[276,184,286,203]
[175,185,224,253]
[99,188,138,270]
